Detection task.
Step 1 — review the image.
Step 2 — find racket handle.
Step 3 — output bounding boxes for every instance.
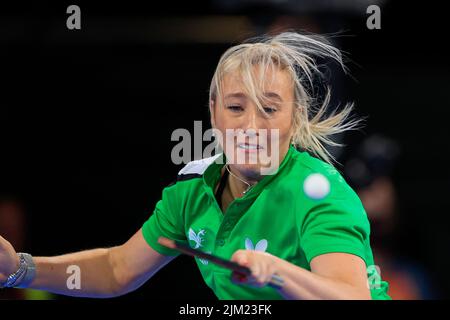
[268,273,284,290]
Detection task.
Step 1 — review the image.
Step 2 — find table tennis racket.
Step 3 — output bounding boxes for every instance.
[158,236,284,290]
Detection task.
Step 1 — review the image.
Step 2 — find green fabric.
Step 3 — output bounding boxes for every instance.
[142,146,391,300]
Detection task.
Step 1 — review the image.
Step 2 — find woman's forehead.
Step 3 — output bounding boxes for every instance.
[220,67,294,98]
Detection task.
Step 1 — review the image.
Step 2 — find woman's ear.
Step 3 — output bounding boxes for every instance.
[209,100,216,128]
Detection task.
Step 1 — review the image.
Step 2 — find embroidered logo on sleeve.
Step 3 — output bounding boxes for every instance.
[187,228,211,265]
[188,228,206,249]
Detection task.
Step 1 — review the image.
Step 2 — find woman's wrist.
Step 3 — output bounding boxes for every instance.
[0,253,36,289]
[268,254,309,298]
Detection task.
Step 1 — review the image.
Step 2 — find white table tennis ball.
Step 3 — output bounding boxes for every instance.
[303,173,330,200]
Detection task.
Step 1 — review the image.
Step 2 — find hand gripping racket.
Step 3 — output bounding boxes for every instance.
[158,236,284,290]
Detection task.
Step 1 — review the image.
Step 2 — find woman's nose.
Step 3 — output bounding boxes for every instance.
[242,107,261,133]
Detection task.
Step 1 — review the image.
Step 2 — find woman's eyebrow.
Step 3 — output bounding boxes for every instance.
[264,92,283,102]
[224,92,283,102]
[224,92,247,99]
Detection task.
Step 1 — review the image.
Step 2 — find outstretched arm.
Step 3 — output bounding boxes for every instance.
[0,229,175,298]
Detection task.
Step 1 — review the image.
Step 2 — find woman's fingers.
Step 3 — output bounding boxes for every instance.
[231,249,250,267]
[231,250,277,288]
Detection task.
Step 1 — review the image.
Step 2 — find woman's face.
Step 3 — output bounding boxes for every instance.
[211,66,295,180]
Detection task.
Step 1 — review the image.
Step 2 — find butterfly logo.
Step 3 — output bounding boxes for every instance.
[188,228,206,249]
[244,238,268,252]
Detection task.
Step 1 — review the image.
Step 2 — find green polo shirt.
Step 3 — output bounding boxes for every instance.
[142,146,391,300]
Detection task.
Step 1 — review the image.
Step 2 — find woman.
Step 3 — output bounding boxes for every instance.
[0,32,390,299]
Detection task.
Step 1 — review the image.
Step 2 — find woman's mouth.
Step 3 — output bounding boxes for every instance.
[237,143,263,152]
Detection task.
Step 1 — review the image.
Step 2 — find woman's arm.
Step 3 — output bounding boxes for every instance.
[231,250,371,300]
[0,229,175,298]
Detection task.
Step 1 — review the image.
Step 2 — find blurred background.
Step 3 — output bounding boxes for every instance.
[0,0,449,299]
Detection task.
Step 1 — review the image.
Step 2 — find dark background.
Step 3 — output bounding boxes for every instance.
[1,1,449,299]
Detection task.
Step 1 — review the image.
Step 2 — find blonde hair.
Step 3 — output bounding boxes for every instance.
[209,31,361,164]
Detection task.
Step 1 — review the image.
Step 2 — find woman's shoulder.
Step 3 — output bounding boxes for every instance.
[288,149,369,229]
[290,149,343,181]
[287,149,358,201]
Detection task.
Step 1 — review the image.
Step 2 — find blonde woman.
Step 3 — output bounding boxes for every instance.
[0,32,390,300]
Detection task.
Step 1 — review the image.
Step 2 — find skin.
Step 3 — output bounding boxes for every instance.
[0,230,173,297]
[210,67,294,191]
[0,65,371,300]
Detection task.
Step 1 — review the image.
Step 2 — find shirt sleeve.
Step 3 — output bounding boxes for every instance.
[141,183,186,256]
[299,189,370,264]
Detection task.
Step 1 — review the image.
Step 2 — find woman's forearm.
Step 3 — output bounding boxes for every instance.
[28,247,123,298]
[273,256,371,300]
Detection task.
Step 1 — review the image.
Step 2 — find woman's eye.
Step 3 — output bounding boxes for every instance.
[263,106,277,114]
[227,105,243,112]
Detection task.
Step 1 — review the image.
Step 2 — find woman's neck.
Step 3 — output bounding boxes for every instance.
[226,166,258,198]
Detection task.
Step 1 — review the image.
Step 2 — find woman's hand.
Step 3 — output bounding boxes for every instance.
[230,249,372,299]
[0,235,20,283]
[230,249,279,288]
